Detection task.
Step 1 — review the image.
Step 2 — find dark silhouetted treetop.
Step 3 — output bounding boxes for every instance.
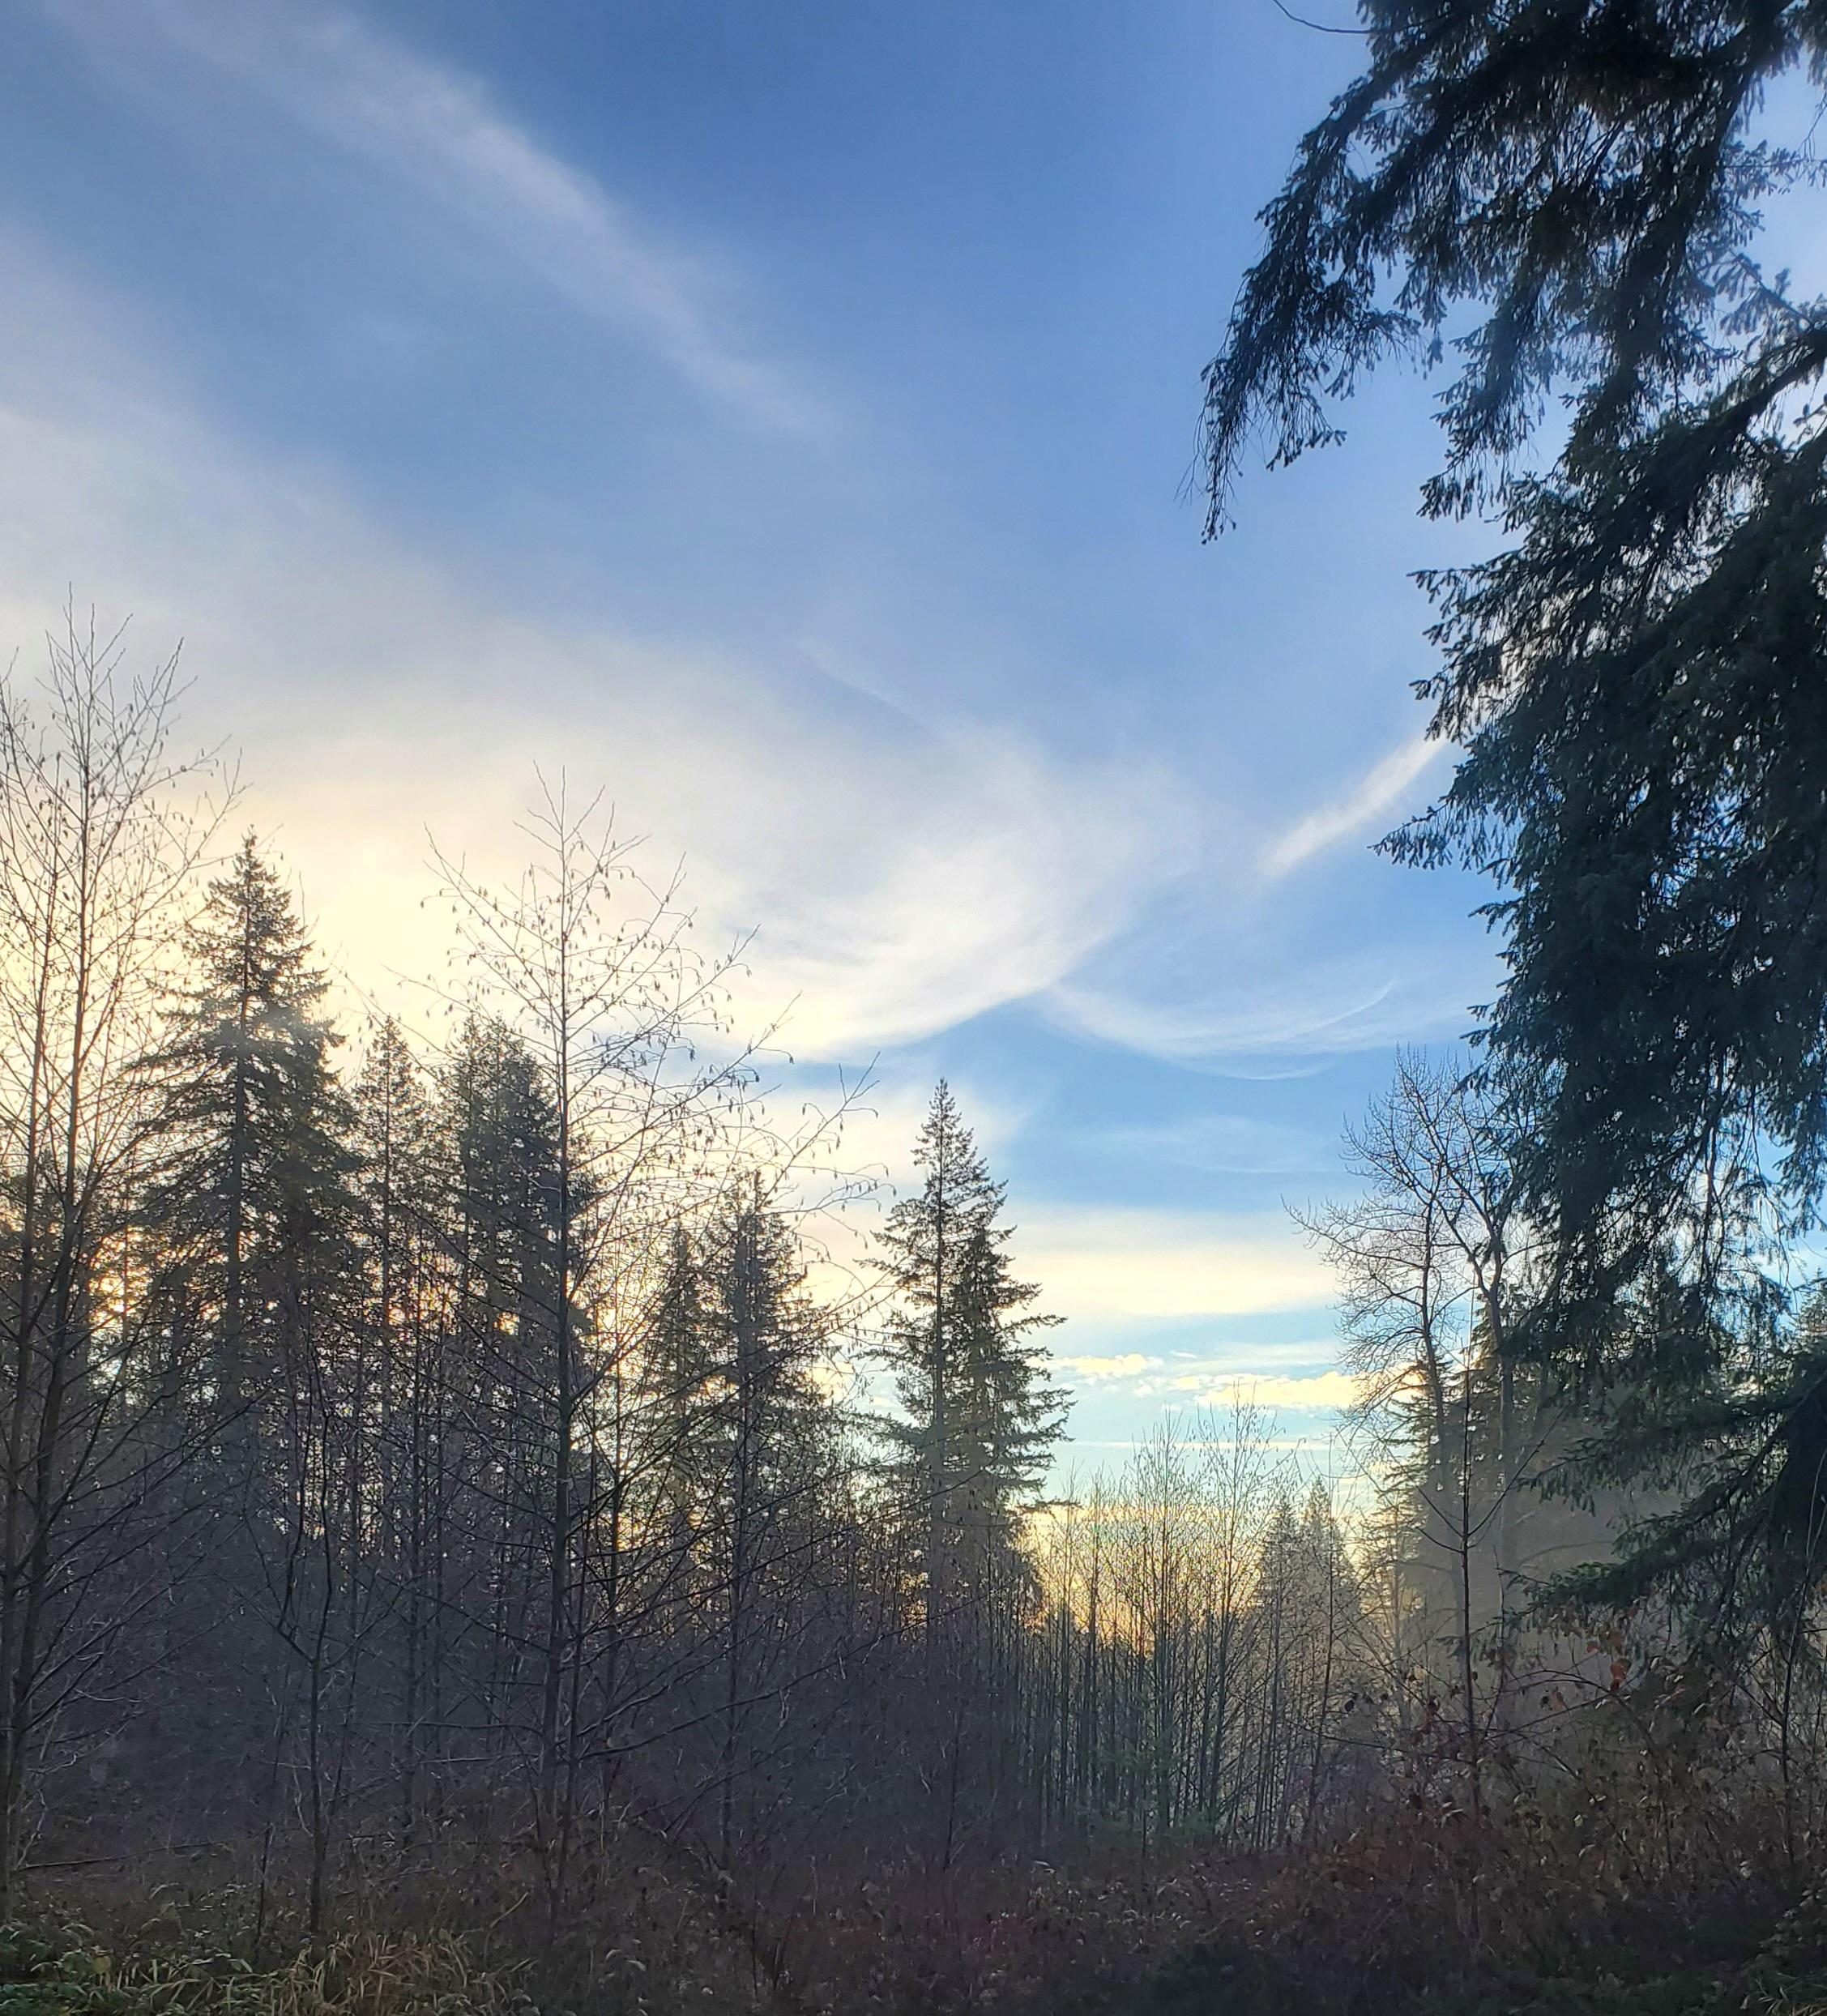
[1203,0,1821,528]
[139,832,355,1410]
[1206,0,1827,1323]
[1395,361,1827,1304]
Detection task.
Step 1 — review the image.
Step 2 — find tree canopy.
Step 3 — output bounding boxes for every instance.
[1206,0,1827,1325]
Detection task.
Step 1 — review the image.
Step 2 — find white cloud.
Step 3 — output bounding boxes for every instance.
[1054,1352,1160,1383]
[1170,1369,1360,1411]
[1048,1353,1356,1412]
[745,743,1195,1056]
[46,0,819,430]
[1261,733,1442,878]
[0,237,1185,1064]
[1046,949,1481,1066]
[1016,1206,1332,1322]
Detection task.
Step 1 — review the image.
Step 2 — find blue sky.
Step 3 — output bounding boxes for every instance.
[0,0,1517,1470]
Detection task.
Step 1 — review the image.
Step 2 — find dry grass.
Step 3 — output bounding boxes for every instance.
[5,1791,1825,2016]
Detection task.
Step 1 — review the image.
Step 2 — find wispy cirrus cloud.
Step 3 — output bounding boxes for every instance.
[1261,733,1442,878]
[749,742,1195,1056]
[0,233,1185,1064]
[46,0,821,431]
[1045,948,1481,1067]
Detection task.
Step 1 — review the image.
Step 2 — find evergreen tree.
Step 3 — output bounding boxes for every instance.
[646,1224,715,1562]
[697,1184,832,1870]
[351,1017,443,1836]
[1204,1,1827,1296]
[1205,1,1827,1607]
[142,833,354,1446]
[139,835,361,1896]
[353,1016,437,1368]
[877,1083,1064,1625]
[947,1218,1065,1572]
[702,1185,830,1536]
[436,1014,566,1738]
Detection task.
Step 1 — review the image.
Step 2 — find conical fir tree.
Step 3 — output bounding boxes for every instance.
[136,835,356,1804]
[877,1083,1064,1631]
[698,1181,832,1869]
[143,833,353,1446]
[647,1226,713,1526]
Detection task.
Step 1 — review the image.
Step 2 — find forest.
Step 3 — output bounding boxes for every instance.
[6,2,1827,2013]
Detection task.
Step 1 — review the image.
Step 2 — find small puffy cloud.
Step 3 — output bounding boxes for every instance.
[1047,1353,1356,1414]
[1168,1368,1361,1411]
[1053,1352,1161,1383]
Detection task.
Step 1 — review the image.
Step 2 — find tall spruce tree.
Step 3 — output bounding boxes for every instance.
[436,1014,566,1773]
[143,833,353,1454]
[647,1224,715,1567]
[139,834,360,1884]
[877,1083,1063,1629]
[351,1017,443,1838]
[698,1183,832,1870]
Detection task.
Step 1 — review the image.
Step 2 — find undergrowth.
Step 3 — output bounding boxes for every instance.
[2,1817,1823,2016]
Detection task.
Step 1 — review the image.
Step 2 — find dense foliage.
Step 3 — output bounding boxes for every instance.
[1206,0,1827,1313]
[1207,0,1827,1683]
